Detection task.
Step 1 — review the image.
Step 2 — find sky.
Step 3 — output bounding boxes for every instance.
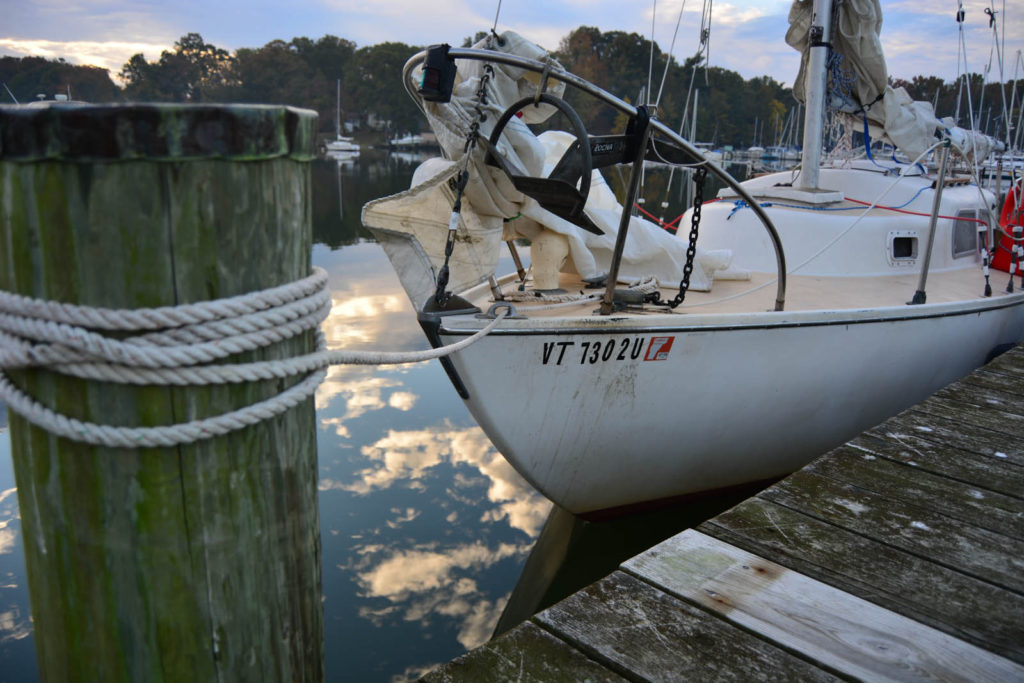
[2,0,1022,88]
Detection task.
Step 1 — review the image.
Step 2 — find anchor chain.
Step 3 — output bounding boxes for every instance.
[434,61,495,307]
[649,166,707,309]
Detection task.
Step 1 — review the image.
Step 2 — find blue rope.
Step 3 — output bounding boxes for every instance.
[862,114,900,173]
[862,113,928,175]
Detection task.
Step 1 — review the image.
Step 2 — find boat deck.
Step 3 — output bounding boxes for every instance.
[425,344,1024,680]
[474,264,1010,318]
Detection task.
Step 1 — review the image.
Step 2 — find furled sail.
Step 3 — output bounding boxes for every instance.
[786,0,943,161]
[786,0,1001,163]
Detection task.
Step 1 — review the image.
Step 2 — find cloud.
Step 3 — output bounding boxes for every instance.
[338,422,551,536]
[388,391,417,411]
[389,662,441,683]
[315,368,411,425]
[0,607,31,644]
[0,525,16,556]
[357,541,521,599]
[350,539,526,651]
[0,38,170,76]
[385,507,421,529]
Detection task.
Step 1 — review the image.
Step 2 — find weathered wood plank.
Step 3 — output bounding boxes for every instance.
[935,381,1024,419]
[803,446,1024,538]
[422,621,626,683]
[699,499,1024,663]
[978,347,1024,378]
[763,470,1024,592]
[625,531,1024,682]
[849,431,1024,500]
[870,409,1024,467]
[915,394,1024,443]
[533,570,837,682]
[960,367,1024,398]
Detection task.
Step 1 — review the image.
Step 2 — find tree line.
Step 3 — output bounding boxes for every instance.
[2,28,1020,148]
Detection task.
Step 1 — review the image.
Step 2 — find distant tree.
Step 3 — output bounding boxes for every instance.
[461,31,489,48]
[0,56,119,103]
[345,42,424,134]
[230,41,311,106]
[289,35,358,131]
[120,33,233,102]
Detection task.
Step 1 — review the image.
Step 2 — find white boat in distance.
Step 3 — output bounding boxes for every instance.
[323,78,359,156]
[363,1,1024,516]
[388,132,427,149]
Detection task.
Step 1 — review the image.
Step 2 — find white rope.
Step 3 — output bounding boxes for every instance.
[0,266,506,448]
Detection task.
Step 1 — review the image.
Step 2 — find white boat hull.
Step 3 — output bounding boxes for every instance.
[435,298,1024,515]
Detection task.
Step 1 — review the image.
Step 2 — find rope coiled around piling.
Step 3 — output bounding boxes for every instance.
[0,266,505,448]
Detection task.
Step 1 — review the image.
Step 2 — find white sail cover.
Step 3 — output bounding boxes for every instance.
[786,0,942,161]
[410,31,736,290]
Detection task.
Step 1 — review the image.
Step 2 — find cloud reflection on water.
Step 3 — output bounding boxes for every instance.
[350,539,528,650]
[310,222,548,677]
[341,423,550,538]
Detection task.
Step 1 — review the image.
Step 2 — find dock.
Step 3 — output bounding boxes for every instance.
[425,345,1024,681]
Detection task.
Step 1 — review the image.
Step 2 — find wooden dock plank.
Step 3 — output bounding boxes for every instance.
[423,620,626,683]
[533,570,838,682]
[977,347,1024,378]
[914,394,1024,444]
[803,446,1024,538]
[961,367,1024,397]
[762,470,1024,592]
[699,499,1024,663]
[849,430,1024,500]
[936,380,1024,418]
[624,530,1024,682]
[869,408,1024,467]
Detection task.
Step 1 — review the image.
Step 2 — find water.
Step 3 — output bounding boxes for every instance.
[0,149,752,682]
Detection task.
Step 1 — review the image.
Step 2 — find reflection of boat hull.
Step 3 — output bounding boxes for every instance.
[324,138,360,155]
[434,297,1024,515]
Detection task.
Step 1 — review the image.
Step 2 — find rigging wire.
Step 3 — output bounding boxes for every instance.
[492,0,503,33]
[654,0,688,109]
[991,0,1011,146]
[657,0,714,222]
[648,0,657,107]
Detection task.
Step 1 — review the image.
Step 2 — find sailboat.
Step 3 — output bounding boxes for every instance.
[362,2,1024,516]
[324,78,359,156]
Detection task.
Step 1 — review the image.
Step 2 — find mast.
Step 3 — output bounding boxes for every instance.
[335,78,341,139]
[795,0,833,190]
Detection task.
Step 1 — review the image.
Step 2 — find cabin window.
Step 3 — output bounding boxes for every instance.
[887,231,918,265]
[952,210,979,258]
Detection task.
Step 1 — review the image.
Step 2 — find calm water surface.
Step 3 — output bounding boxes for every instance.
[0,150,744,682]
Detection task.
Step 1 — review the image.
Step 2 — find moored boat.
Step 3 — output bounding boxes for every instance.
[322,78,360,156]
[362,2,1024,516]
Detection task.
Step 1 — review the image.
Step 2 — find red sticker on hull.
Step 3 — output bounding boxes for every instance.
[644,336,675,361]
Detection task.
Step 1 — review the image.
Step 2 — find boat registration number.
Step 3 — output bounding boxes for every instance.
[541,336,675,365]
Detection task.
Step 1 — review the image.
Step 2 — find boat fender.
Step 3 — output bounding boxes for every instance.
[992,179,1024,274]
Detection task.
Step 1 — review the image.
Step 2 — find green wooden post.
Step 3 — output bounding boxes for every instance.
[0,103,323,681]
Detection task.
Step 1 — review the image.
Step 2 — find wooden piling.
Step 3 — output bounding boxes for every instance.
[0,103,323,681]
